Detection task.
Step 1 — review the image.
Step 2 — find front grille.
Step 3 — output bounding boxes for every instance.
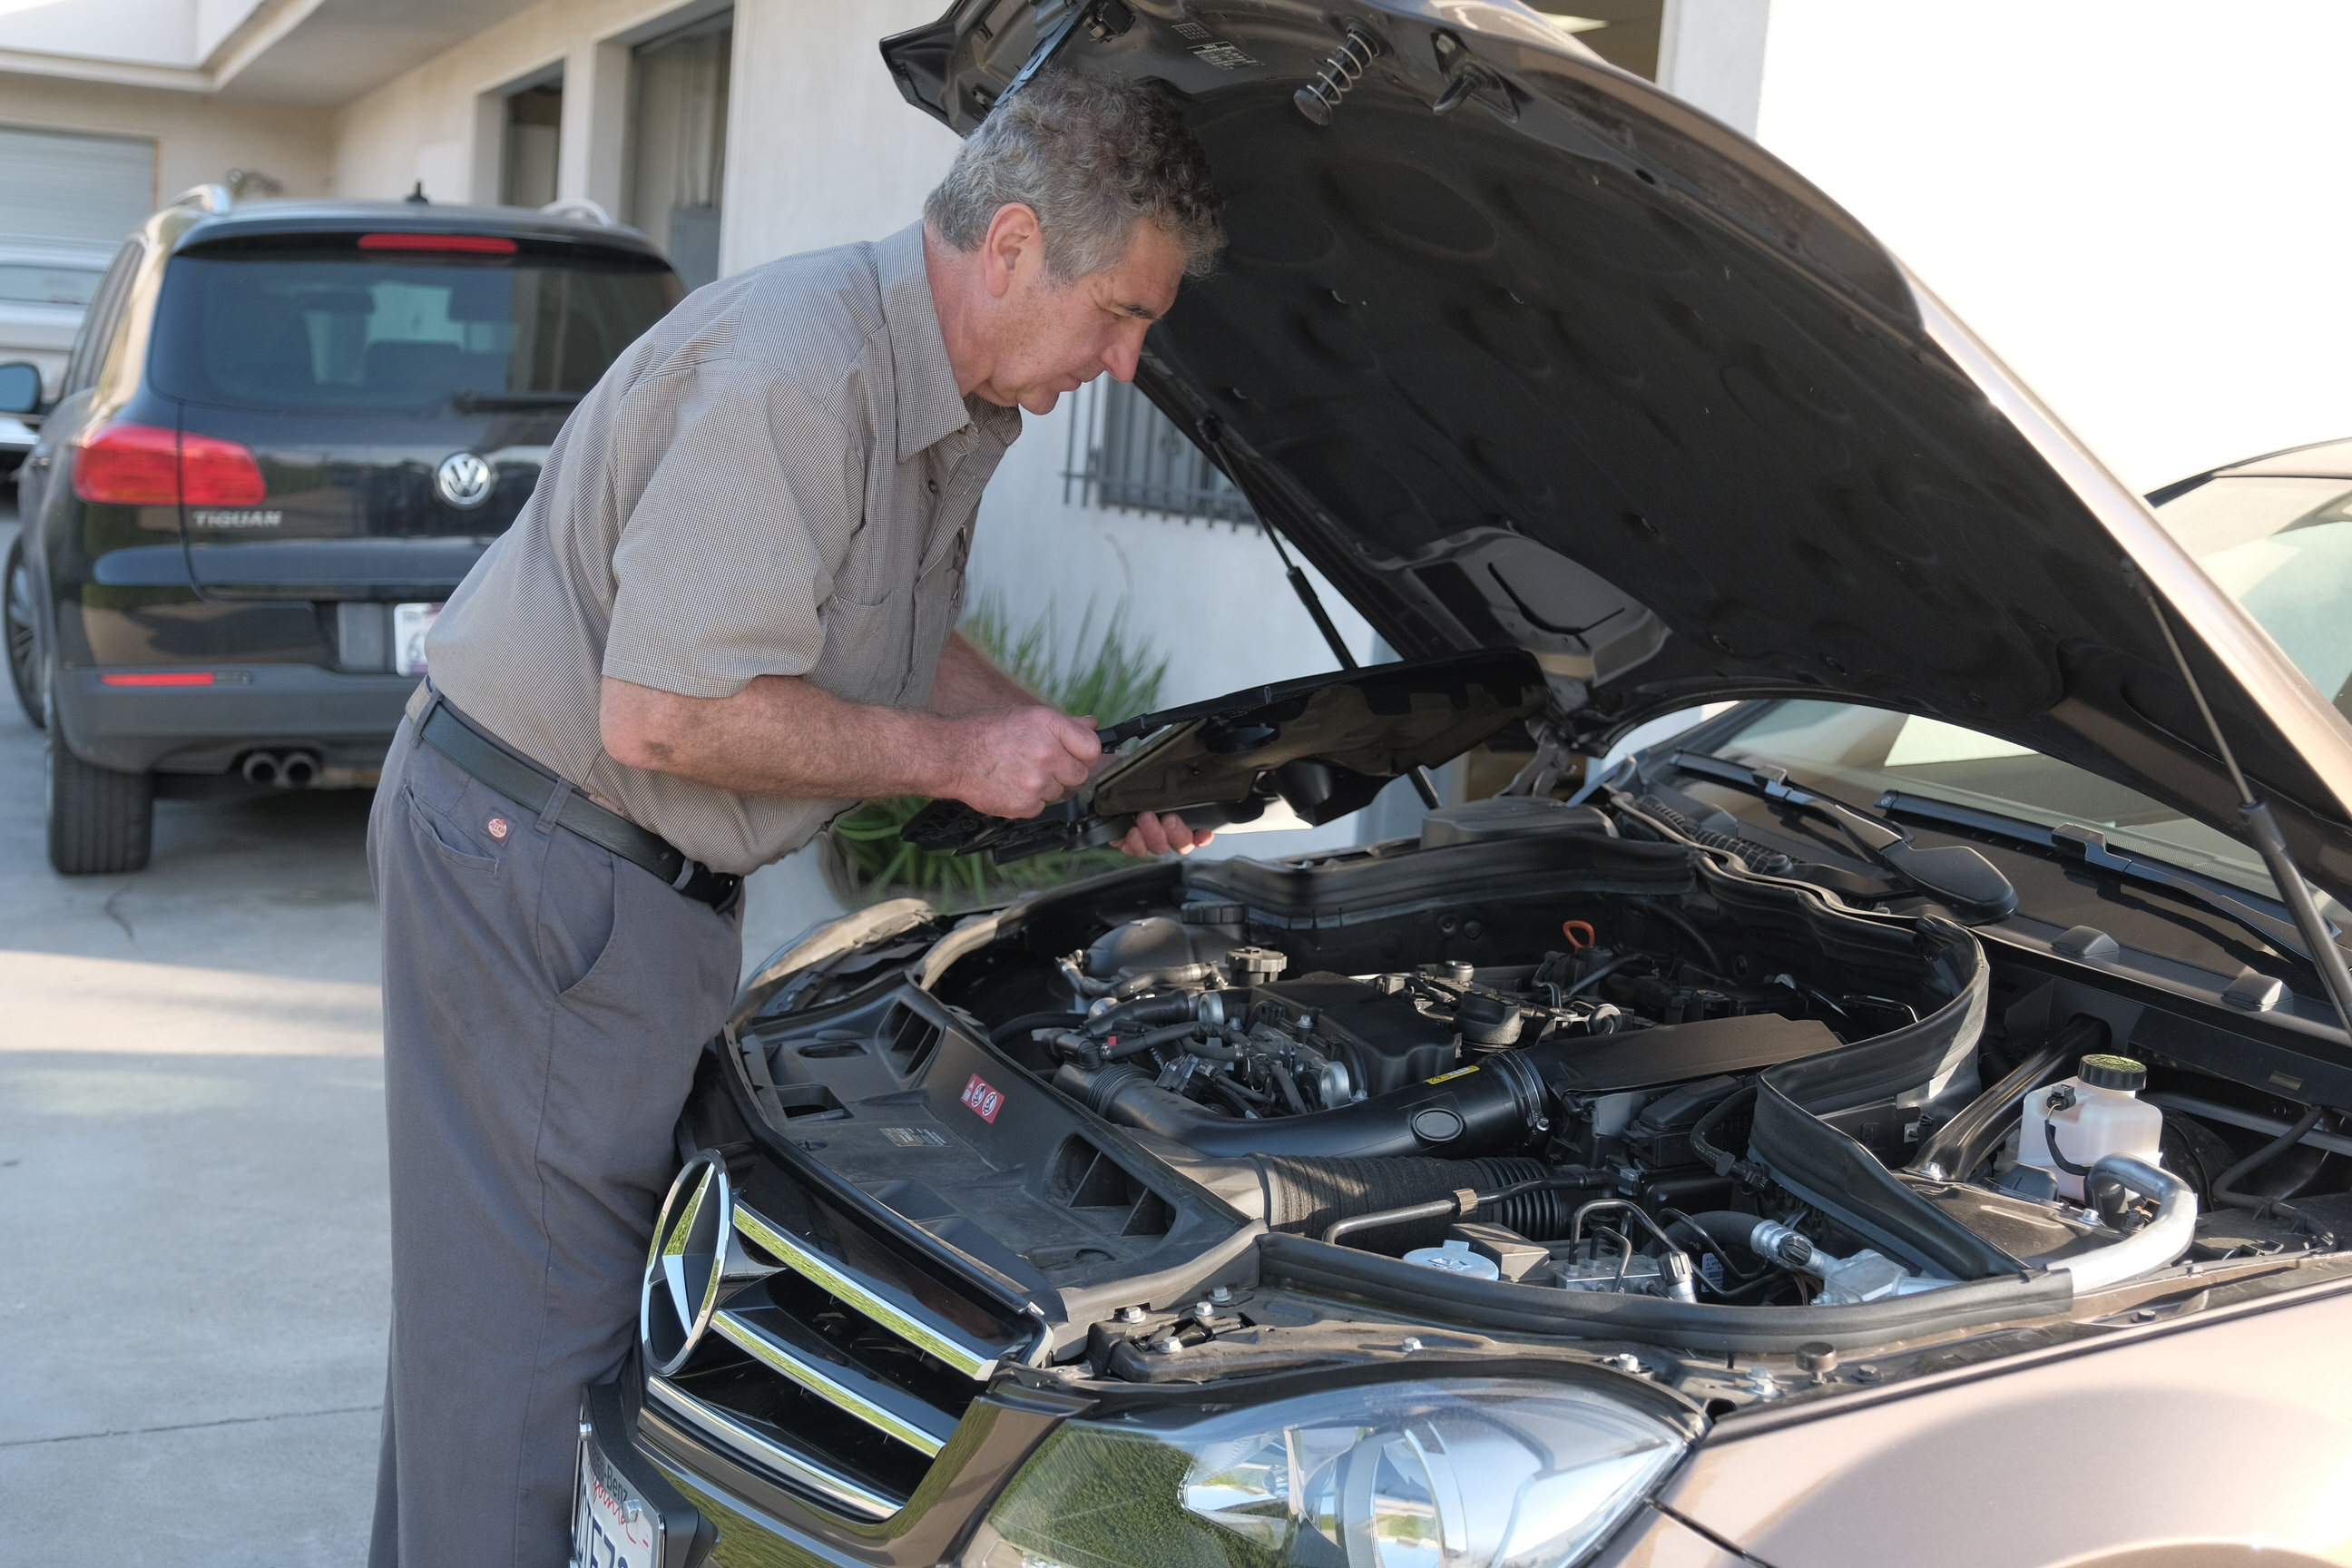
[646,1191,1030,1521]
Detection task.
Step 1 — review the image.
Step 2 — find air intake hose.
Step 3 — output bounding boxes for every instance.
[1250,1154,1584,1246]
[1054,1052,1545,1161]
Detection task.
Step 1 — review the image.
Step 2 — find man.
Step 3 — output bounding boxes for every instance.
[365,69,1224,1568]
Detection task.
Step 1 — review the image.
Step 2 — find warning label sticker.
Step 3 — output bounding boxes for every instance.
[882,1126,947,1148]
[960,1073,1004,1123]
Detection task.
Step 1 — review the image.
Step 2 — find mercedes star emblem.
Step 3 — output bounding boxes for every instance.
[641,1157,729,1376]
[435,450,495,509]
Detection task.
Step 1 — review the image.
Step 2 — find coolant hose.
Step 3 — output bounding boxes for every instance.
[2044,1155,2196,1295]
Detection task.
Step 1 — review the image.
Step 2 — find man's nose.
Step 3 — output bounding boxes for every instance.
[1102,328,1145,383]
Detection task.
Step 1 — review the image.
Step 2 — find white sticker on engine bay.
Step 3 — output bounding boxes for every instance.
[882,1126,947,1147]
[1171,17,1259,68]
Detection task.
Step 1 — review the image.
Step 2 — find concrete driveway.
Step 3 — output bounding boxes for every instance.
[0,497,840,1562]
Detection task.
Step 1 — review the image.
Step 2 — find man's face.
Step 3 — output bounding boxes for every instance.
[976,216,1187,415]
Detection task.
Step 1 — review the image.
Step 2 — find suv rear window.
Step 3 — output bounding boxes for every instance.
[150,244,681,410]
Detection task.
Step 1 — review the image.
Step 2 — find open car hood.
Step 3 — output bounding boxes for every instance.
[884,0,2352,895]
[905,649,1544,858]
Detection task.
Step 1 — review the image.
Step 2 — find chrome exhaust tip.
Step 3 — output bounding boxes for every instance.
[279,751,319,789]
[241,751,281,788]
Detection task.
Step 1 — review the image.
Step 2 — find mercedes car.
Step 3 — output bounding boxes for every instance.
[5,191,681,875]
[572,5,2352,1567]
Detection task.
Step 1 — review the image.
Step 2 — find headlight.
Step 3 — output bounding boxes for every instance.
[963,1378,1688,1568]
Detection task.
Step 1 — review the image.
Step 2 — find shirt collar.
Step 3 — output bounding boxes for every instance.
[877,222,979,464]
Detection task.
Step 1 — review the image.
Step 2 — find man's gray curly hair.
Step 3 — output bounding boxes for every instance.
[924,69,1224,283]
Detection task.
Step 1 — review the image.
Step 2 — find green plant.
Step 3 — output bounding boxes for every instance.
[829,593,1168,908]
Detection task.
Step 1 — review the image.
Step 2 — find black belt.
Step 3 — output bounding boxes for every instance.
[416,693,742,914]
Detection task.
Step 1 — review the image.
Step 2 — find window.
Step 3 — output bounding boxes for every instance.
[1711,699,2334,915]
[1064,377,1257,525]
[2150,475,2352,720]
[628,12,732,291]
[502,82,564,209]
[150,250,681,410]
[63,241,142,398]
[0,263,103,309]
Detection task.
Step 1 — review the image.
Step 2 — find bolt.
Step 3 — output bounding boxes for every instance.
[1604,1353,1643,1375]
[622,1501,643,1522]
[1209,1285,1233,1306]
[578,1420,594,1439]
[1153,1335,1184,1355]
[1117,1306,1146,1324]
[1400,1337,1424,1354]
[1189,1299,1216,1321]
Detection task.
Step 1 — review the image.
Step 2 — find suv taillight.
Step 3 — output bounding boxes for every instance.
[74,423,266,506]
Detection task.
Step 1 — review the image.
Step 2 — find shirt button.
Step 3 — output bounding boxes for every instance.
[927,479,939,494]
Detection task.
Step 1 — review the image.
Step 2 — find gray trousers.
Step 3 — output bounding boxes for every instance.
[366,716,740,1568]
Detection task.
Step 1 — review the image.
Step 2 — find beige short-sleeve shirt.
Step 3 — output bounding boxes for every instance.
[418,222,1021,875]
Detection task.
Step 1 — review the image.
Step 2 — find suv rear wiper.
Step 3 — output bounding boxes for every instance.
[452,389,583,411]
[1874,789,2333,964]
[1671,750,2019,920]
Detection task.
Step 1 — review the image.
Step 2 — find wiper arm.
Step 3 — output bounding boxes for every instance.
[1671,750,2019,920]
[451,389,583,411]
[1875,789,2331,964]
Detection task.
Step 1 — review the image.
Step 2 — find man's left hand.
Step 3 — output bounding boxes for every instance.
[1115,810,1214,858]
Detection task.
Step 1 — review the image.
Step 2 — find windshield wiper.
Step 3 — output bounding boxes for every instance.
[1875,789,2330,963]
[1671,750,2020,920]
[451,389,583,411]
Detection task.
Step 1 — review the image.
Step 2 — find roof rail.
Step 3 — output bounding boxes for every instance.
[539,197,612,225]
[170,184,235,214]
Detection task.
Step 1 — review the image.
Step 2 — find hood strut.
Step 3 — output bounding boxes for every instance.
[2142,581,2352,1038]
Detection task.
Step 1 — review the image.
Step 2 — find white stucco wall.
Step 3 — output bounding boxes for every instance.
[0,67,332,206]
[329,0,700,206]
[1750,0,2352,492]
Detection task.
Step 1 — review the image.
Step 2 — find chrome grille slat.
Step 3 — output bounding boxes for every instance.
[730,1201,1005,1380]
[710,1308,960,1457]
[646,1375,899,1520]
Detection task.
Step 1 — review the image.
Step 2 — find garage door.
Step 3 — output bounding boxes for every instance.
[0,125,157,244]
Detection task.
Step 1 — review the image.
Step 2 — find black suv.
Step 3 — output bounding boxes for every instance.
[2,192,681,874]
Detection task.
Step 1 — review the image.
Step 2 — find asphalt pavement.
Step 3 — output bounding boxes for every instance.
[0,497,840,1562]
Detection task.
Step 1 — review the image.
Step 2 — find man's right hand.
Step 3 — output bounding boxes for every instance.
[942,705,1100,818]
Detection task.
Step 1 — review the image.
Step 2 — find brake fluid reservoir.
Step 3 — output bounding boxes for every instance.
[2017,1054,2163,1200]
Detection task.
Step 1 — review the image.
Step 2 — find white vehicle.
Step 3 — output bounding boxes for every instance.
[0,236,112,466]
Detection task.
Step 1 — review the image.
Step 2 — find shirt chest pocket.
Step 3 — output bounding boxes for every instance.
[811,592,912,706]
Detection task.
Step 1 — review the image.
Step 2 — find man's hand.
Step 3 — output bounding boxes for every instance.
[1114,810,1215,858]
[940,705,1099,818]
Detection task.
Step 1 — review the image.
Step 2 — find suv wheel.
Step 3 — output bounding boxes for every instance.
[5,533,42,729]
[47,734,153,875]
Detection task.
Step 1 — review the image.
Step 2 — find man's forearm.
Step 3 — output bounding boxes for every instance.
[926,630,1039,718]
[601,673,959,798]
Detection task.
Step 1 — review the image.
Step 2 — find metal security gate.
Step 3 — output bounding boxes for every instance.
[0,125,156,244]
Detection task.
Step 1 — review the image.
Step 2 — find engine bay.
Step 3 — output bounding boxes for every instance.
[716,795,2352,1405]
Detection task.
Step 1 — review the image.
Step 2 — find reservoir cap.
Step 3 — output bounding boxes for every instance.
[1403,1239,1502,1279]
[2079,1054,2147,1092]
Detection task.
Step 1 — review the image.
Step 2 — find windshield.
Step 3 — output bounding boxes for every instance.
[151,250,681,410]
[1708,699,2346,916]
[0,262,103,309]
[2152,474,2352,721]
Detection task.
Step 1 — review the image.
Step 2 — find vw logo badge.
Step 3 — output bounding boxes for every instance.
[641,1157,730,1376]
[435,451,495,510]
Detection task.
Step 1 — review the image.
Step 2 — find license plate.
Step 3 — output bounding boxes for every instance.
[392,602,442,677]
[573,1436,660,1568]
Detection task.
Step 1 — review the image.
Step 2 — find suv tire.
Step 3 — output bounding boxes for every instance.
[48,734,153,875]
[5,533,42,729]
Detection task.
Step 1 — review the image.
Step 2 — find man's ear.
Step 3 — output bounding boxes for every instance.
[980,202,1043,299]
